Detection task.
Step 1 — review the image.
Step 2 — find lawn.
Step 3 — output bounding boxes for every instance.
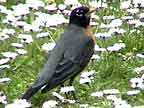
[0,0,144,108]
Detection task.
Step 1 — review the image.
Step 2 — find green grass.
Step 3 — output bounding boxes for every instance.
[1,0,144,108]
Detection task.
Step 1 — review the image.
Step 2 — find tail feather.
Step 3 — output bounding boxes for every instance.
[21,86,40,100]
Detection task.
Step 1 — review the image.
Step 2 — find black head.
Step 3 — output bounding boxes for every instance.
[69,6,91,28]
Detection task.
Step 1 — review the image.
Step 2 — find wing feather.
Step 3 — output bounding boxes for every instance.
[41,38,94,93]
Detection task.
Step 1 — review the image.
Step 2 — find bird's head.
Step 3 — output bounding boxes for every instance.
[69,6,95,28]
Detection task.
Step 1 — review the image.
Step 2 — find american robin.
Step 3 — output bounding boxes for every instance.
[21,6,96,100]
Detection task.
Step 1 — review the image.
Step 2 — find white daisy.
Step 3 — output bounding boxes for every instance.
[23,24,32,32]
[89,1,107,8]
[18,34,33,44]
[91,91,104,98]
[90,21,98,26]
[41,43,56,52]
[42,100,58,108]
[5,99,31,108]
[60,86,75,93]
[94,45,106,52]
[130,77,143,88]
[91,54,101,60]
[133,0,144,8]
[58,4,67,11]
[127,8,139,14]
[11,43,24,48]
[45,3,57,11]
[130,29,140,34]
[103,15,115,20]
[79,77,91,84]
[0,33,9,41]
[0,65,10,69]
[1,52,18,59]
[120,1,131,9]
[12,21,28,28]
[134,66,144,74]
[0,5,7,14]
[52,92,64,101]
[96,32,112,39]
[100,23,109,29]
[26,0,45,9]
[64,0,80,6]
[5,14,20,23]
[106,95,118,101]
[127,19,140,25]
[62,10,71,16]
[109,19,123,28]
[0,92,7,104]
[108,28,126,35]
[136,54,144,59]
[2,28,15,35]
[141,74,144,80]
[36,32,51,38]
[91,14,100,20]
[0,0,6,3]
[121,16,134,20]
[81,70,96,78]
[64,99,75,104]
[12,4,30,16]
[15,49,27,55]
[0,78,11,83]
[107,43,126,52]
[139,13,144,19]
[135,21,144,28]
[79,104,89,108]
[103,89,120,95]
[127,90,141,96]
[0,58,10,65]
[113,98,131,108]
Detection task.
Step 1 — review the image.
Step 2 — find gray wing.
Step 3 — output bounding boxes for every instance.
[41,38,94,93]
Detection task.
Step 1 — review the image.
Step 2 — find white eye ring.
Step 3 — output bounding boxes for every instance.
[76,10,83,16]
[76,10,79,13]
[76,13,83,16]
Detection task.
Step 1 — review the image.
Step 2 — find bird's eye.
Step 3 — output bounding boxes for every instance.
[76,9,83,16]
[76,13,83,16]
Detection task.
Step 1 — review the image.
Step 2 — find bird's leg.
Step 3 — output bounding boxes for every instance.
[69,76,77,101]
[69,77,83,104]
[69,76,74,86]
[60,84,69,99]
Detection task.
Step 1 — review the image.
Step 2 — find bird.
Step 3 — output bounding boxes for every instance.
[21,6,96,100]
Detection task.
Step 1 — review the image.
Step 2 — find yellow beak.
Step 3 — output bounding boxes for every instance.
[89,7,96,13]
[86,7,96,15]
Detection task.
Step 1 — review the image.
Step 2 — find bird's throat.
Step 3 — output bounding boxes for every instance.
[85,26,96,44]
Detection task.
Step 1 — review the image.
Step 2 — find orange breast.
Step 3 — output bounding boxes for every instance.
[85,26,96,44]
